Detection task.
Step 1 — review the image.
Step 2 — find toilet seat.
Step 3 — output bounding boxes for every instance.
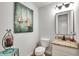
[35,46,45,56]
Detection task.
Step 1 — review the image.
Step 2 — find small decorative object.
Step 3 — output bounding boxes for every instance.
[2,29,13,49]
[14,2,33,33]
[0,30,19,56]
[69,32,75,42]
[70,35,75,42]
[62,35,66,41]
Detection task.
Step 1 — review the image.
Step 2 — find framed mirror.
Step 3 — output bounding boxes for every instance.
[55,10,74,35]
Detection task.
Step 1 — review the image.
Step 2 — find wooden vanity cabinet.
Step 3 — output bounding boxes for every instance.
[52,44,79,56]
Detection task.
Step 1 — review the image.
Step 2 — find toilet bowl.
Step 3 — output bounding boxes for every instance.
[35,46,45,56]
[35,38,49,56]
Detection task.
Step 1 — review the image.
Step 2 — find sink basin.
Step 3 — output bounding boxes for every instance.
[52,39,78,48]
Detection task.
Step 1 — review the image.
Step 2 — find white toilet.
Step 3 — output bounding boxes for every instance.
[35,38,50,56]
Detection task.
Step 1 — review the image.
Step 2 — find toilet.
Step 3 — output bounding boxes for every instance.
[35,38,50,56]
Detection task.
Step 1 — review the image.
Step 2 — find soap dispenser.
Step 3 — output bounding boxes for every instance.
[70,35,75,42]
[70,32,75,42]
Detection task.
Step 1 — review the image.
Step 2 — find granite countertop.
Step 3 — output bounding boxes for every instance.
[51,39,79,49]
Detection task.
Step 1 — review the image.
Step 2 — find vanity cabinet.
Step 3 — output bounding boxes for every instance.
[52,44,79,56]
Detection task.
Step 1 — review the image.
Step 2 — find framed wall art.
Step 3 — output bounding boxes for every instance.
[14,2,33,33]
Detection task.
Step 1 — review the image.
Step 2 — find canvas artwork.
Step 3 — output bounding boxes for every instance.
[14,2,33,33]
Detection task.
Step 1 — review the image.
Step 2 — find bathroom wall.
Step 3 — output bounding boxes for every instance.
[38,3,58,55]
[74,2,79,43]
[0,2,39,56]
[39,3,57,41]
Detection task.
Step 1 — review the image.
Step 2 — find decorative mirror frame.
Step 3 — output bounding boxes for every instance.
[55,10,74,35]
[2,29,13,49]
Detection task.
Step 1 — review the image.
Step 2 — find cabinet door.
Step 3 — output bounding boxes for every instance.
[52,44,79,56]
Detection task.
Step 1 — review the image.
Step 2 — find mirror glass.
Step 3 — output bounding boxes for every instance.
[56,10,74,35]
[58,14,68,34]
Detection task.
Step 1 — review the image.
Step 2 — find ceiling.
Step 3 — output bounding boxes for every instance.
[33,2,52,8]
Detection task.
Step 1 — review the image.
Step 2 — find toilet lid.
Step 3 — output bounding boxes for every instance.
[35,46,45,52]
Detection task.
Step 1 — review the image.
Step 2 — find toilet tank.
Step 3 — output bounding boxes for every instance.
[40,38,50,47]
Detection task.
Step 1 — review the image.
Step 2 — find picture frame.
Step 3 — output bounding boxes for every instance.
[14,2,33,33]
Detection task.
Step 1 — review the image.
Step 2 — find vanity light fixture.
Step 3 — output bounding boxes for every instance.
[64,3,70,8]
[64,2,74,8]
[58,5,62,10]
[56,3,63,10]
[55,2,74,10]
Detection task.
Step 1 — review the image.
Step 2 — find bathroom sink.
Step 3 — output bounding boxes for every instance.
[52,39,78,48]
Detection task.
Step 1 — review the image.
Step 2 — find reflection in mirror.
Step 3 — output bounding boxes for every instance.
[58,14,68,34]
[55,10,74,35]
